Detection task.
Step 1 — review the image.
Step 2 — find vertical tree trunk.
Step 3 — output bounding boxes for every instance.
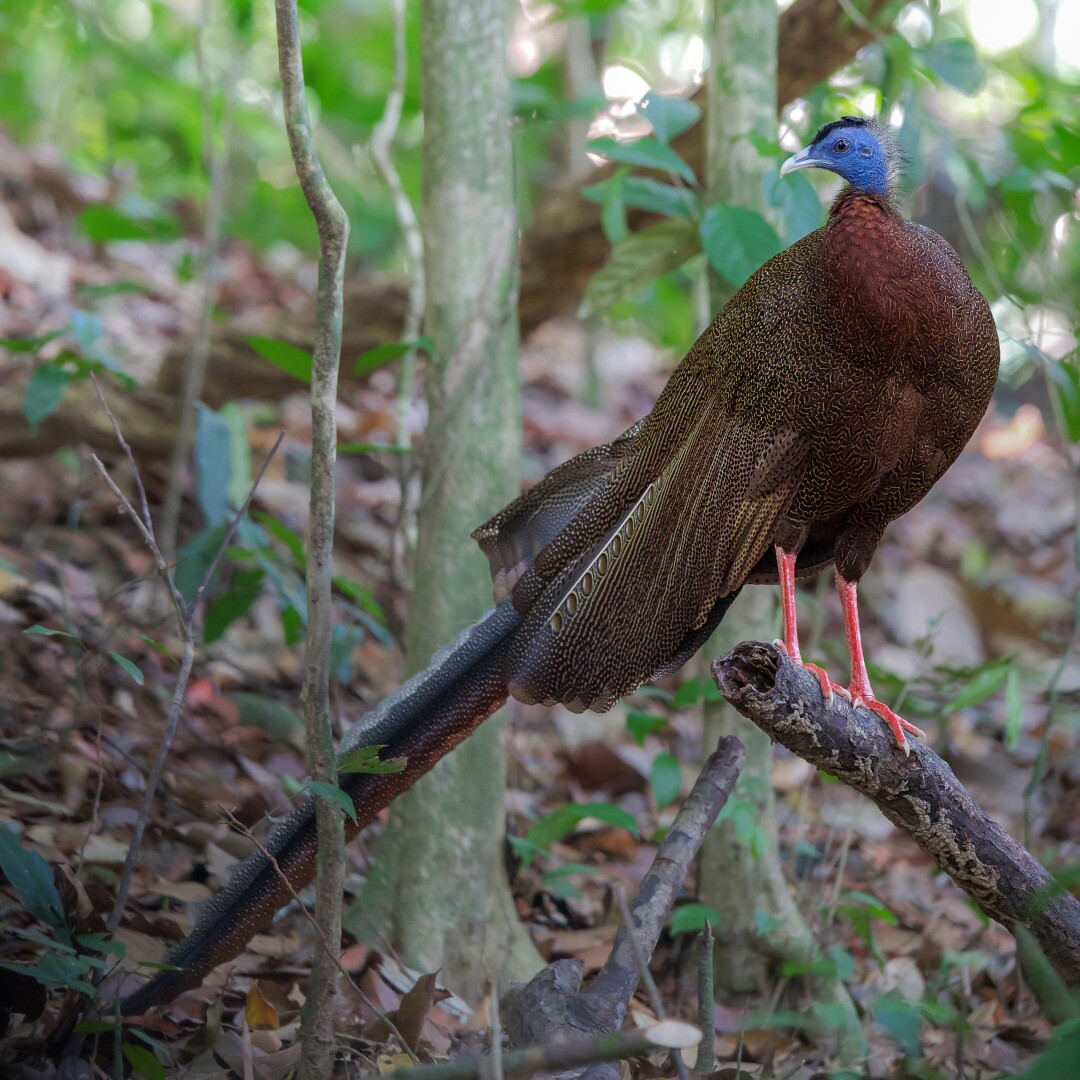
[698,0,821,997]
[348,0,540,1000]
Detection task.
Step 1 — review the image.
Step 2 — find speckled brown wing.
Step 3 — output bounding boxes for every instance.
[475,364,809,713]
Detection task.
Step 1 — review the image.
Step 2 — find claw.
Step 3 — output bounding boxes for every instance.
[774,639,839,705]
[849,690,925,754]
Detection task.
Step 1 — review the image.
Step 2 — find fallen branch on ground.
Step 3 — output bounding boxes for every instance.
[711,641,1080,989]
[495,735,745,1080]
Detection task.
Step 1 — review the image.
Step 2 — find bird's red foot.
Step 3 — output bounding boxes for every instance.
[773,639,839,703]
[847,686,925,755]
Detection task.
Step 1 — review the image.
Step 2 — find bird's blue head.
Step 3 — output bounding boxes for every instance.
[780,116,896,198]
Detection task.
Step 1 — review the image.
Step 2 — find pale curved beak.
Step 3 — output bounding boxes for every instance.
[779,145,817,177]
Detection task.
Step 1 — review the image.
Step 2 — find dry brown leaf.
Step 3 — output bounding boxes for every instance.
[245,981,281,1030]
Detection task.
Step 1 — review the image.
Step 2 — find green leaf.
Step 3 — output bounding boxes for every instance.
[580,217,701,318]
[24,624,80,640]
[204,567,264,644]
[601,166,629,244]
[670,903,721,935]
[338,442,411,455]
[1005,668,1024,751]
[133,633,177,662]
[765,168,824,245]
[251,510,306,568]
[636,92,701,145]
[308,780,358,824]
[109,652,144,685]
[78,205,180,244]
[247,336,313,382]
[943,658,1012,714]
[586,135,696,184]
[227,692,304,746]
[582,176,699,219]
[76,1020,118,1034]
[650,752,682,810]
[123,1043,166,1080]
[23,363,75,427]
[355,336,434,377]
[0,330,64,353]
[339,744,408,775]
[525,801,638,861]
[195,405,233,526]
[672,676,722,708]
[0,827,66,931]
[626,710,666,746]
[923,38,985,96]
[699,204,782,287]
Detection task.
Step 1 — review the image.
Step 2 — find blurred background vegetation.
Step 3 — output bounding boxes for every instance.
[1,0,1079,1075]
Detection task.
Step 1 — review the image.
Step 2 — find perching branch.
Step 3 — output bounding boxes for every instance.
[273,2,351,1074]
[500,736,745,1080]
[711,641,1080,989]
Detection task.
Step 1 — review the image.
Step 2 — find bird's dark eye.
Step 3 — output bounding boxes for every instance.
[833,138,851,154]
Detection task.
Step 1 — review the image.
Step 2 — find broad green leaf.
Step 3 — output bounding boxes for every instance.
[943,658,1011,714]
[308,780,358,824]
[195,406,232,526]
[580,217,700,317]
[0,827,66,931]
[923,38,985,96]
[76,1020,118,1034]
[251,510,306,567]
[699,204,782,287]
[672,676,722,708]
[0,330,64,353]
[765,168,824,245]
[525,801,639,860]
[650,752,682,810]
[0,953,93,994]
[339,745,407,775]
[23,363,75,427]
[670,903,721,935]
[78,205,180,244]
[203,567,264,643]
[582,176,699,219]
[601,166,629,244]
[586,135,696,184]
[626,710,666,746]
[123,1043,166,1080]
[109,652,144,685]
[227,691,304,746]
[355,336,434,376]
[175,522,230,603]
[637,92,701,145]
[247,336,313,382]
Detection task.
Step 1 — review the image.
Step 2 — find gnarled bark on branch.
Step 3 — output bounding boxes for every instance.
[0,1,897,461]
[711,641,1080,989]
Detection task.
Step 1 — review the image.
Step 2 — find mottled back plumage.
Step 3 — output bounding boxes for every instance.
[475,166,999,714]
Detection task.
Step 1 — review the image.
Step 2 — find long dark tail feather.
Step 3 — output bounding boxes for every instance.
[119,601,522,1015]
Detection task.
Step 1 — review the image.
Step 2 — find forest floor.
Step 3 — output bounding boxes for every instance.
[0,135,1078,1079]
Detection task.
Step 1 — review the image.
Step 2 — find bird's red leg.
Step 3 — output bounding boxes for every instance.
[837,573,925,753]
[773,546,835,702]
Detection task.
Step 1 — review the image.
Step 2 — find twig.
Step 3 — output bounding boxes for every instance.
[91,418,284,938]
[273,2,350,1071]
[489,982,504,1080]
[391,1033,655,1080]
[215,807,419,1063]
[712,641,1080,987]
[696,922,715,1077]
[615,889,689,1080]
[503,737,744,1078]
